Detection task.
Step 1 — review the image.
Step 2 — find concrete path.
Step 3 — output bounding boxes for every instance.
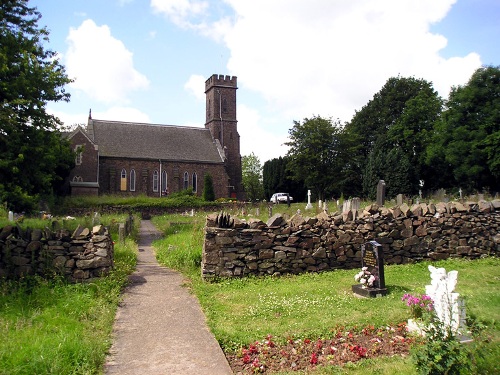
[105,220,233,375]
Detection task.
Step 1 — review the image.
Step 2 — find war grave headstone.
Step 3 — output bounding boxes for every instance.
[352,241,388,298]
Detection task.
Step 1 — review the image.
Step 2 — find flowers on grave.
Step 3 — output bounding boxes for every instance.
[401,293,434,320]
[354,267,377,288]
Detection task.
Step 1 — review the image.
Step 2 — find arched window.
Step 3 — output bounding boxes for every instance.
[130,169,136,191]
[153,170,159,192]
[162,170,168,195]
[222,98,228,113]
[74,145,83,165]
[120,168,127,191]
[192,172,197,193]
[72,175,83,182]
[183,172,189,190]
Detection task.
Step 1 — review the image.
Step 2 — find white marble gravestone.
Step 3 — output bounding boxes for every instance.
[425,265,467,335]
[305,190,312,210]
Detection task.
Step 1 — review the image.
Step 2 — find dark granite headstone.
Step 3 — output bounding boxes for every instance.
[352,241,388,297]
[376,180,386,206]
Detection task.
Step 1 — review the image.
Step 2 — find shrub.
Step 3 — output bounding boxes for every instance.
[203,174,215,201]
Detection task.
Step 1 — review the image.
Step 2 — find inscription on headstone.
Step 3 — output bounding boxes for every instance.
[361,241,385,290]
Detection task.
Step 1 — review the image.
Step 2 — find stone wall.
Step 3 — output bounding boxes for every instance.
[0,224,114,282]
[201,200,500,279]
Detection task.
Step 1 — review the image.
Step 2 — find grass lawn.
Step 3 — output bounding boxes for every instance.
[0,216,138,375]
[152,212,500,374]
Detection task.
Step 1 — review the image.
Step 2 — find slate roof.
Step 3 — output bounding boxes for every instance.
[89,119,224,163]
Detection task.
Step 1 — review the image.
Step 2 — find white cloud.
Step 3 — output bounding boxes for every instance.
[213,0,482,123]
[93,107,152,123]
[65,19,149,104]
[184,74,206,101]
[150,0,208,27]
[238,104,289,163]
[49,107,151,128]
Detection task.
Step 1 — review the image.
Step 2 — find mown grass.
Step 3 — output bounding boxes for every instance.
[0,221,138,375]
[152,213,500,374]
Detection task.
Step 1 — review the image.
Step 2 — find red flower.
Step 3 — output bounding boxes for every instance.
[310,352,318,365]
[242,354,251,364]
[316,339,323,350]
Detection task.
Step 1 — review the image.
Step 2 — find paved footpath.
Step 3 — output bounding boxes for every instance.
[105,220,233,375]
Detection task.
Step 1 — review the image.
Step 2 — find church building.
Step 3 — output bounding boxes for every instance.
[66,74,243,200]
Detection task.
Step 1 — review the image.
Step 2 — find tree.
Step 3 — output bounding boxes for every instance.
[263,156,306,201]
[202,173,215,201]
[241,152,264,201]
[427,66,500,192]
[285,116,347,201]
[345,76,442,197]
[0,0,74,211]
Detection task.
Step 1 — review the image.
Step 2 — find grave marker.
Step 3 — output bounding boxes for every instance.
[352,241,388,297]
[376,180,386,206]
[305,190,312,210]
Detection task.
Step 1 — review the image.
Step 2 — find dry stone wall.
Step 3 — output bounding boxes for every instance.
[202,200,500,279]
[0,224,114,282]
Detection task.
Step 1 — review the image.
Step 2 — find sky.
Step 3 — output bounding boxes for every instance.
[31,0,499,164]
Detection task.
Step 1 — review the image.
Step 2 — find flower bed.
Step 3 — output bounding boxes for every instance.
[227,324,414,373]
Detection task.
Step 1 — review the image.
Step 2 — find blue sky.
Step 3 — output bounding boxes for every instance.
[31,0,499,163]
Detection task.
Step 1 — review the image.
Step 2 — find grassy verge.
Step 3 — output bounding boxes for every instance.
[0,224,138,375]
[152,213,500,374]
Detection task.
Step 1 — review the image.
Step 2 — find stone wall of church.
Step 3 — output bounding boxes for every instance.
[98,158,230,198]
[68,130,99,183]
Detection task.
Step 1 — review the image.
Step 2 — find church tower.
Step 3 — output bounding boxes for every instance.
[205,74,243,199]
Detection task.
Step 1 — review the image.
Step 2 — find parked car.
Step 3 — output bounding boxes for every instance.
[270,193,293,204]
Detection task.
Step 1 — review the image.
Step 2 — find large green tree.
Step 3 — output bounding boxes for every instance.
[241,152,264,201]
[346,76,442,198]
[0,0,74,211]
[262,156,306,201]
[427,66,500,192]
[285,116,348,201]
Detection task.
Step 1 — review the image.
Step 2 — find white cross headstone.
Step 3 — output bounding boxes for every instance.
[305,190,312,210]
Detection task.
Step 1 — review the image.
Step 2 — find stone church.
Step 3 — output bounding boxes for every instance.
[66,74,243,200]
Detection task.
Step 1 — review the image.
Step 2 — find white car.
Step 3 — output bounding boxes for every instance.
[270,193,293,204]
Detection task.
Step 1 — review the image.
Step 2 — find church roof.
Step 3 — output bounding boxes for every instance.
[88,119,224,163]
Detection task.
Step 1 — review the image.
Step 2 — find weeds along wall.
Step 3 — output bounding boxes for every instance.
[0,224,114,282]
[202,200,500,279]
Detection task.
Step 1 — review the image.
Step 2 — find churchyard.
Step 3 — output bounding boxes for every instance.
[152,206,500,374]
[1,199,499,374]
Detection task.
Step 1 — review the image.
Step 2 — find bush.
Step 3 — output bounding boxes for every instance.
[203,174,215,201]
[411,317,472,374]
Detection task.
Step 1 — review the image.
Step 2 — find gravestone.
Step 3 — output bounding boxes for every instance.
[351,197,360,220]
[376,180,386,206]
[352,241,388,298]
[425,266,468,337]
[396,194,403,206]
[305,190,312,210]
